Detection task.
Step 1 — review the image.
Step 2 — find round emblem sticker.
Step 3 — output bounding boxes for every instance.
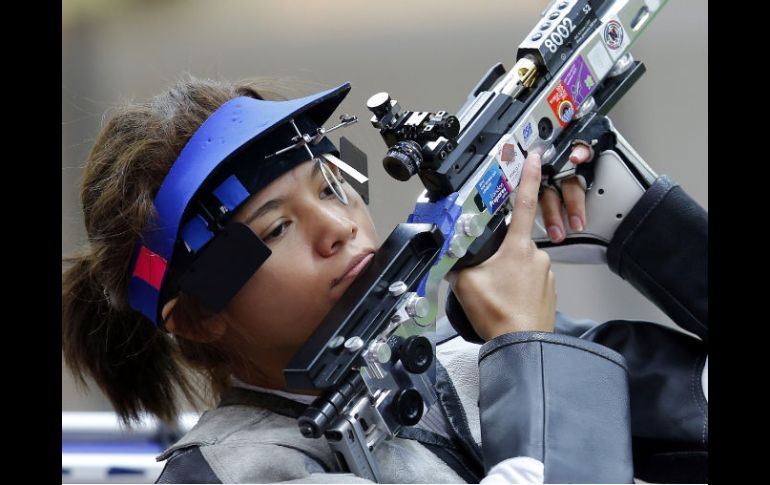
[558,100,575,124]
[604,20,624,50]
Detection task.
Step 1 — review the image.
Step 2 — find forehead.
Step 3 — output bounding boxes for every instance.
[233,159,320,219]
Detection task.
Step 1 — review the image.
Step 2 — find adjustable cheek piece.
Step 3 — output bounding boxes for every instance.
[126,82,369,326]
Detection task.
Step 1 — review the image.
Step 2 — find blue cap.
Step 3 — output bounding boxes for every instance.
[128,82,352,324]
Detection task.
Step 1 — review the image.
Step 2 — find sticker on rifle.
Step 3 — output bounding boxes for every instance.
[587,41,612,80]
[496,138,525,189]
[603,18,629,60]
[515,116,537,150]
[547,81,576,127]
[561,54,596,107]
[476,162,512,214]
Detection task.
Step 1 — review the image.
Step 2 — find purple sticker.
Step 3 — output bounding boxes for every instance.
[560,54,596,107]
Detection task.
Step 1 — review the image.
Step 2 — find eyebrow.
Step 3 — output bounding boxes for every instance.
[244,198,285,224]
[243,161,326,224]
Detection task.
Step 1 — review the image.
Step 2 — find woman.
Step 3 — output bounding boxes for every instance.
[62,76,707,483]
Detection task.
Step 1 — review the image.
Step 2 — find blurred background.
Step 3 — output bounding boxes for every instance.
[62,0,707,414]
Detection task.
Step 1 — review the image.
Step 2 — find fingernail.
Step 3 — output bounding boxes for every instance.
[570,215,584,232]
[547,225,564,242]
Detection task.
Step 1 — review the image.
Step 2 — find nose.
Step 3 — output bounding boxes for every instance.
[309,204,358,257]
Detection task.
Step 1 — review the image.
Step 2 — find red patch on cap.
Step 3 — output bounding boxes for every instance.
[132,246,167,290]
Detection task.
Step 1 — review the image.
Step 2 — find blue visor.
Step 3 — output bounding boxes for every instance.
[128,82,352,324]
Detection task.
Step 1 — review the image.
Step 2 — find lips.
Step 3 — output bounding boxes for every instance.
[331,250,376,289]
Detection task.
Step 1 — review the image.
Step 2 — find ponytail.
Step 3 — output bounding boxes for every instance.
[62,75,291,424]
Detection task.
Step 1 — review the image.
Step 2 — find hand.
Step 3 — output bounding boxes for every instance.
[539,144,594,243]
[447,153,556,340]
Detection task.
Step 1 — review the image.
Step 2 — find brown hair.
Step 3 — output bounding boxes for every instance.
[62,74,295,425]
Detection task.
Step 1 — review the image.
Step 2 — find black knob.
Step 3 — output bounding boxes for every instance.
[444,115,460,139]
[400,335,433,374]
[298,408,327,438]
[392,388,424,426]
[383,140,423,181]
[366,92,392,119]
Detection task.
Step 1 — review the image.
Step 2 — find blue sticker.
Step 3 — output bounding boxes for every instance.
[522,121,534,145]
[476,163,512,214]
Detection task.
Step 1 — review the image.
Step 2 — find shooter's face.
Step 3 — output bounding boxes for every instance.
[220,158,378,366]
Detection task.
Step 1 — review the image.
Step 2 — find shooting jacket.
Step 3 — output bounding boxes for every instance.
[155,175,708,484]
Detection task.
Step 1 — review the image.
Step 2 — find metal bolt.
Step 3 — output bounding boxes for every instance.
[405,295,430,319]
[459,213,484,238]
[368,341,392,364]
[542,146,557,165]
[344,337,364,353]
[608,53,635,78]
[328,336,345,350]
[389,281,408,297]
[575,96,596,120]
[448,235,467,259]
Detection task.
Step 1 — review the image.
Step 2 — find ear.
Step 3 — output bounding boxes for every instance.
[161,297,227,343]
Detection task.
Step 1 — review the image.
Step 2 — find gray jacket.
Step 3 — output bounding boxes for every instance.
[155,314,639,483]
[155,175,708,484]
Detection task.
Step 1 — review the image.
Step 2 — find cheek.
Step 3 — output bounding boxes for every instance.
[221,240,329,347]
[349,193,378,243]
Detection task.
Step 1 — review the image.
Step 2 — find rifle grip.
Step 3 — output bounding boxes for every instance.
[445,209,509,344]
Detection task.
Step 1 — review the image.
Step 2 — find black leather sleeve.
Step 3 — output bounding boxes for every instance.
[607,175,708,341]
[478,331,634,484]
[581,320,708,483]
[155,446,222,484]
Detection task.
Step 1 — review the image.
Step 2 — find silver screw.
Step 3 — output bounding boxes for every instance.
[459,213,485,238]
[368,341,392,364]
[328,336,345,350]
[406,294,431,319]
[344,337,364,353]
[389,281,408,297]
[542,146,557,165]
[608,53,634,78]
[575,96,596,120]
[448,235,467,259]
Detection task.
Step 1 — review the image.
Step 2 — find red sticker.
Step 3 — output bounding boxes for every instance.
[501,143,516,162]
[547,81,577,128]
[132,245,167,290]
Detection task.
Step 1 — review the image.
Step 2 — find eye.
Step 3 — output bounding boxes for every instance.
[320,183,336,199]
[263,221,291,242]
[320,170,346,200]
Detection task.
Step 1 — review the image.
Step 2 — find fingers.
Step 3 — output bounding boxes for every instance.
[540,186,565,243]
[569,143,593,164]
[560,177,586,232]
[505,153,542,246]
